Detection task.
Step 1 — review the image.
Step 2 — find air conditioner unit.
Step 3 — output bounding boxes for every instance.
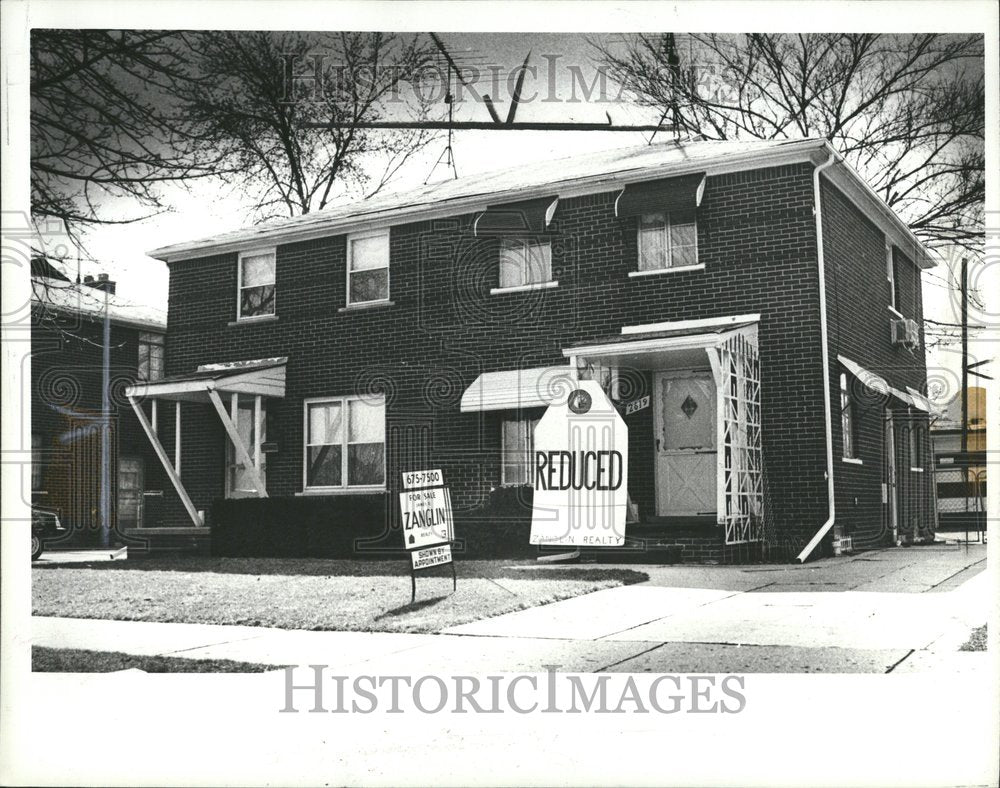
[891,318,920,349]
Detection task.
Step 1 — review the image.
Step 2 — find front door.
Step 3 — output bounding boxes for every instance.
[226,398,266,498]
[117,456,143,529]
[653,369,717,516]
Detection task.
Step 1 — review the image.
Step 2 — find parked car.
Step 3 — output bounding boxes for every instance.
[31,507,66,560]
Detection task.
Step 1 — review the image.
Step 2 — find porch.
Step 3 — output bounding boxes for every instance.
[564,314,765,554]
[123,358,286,532]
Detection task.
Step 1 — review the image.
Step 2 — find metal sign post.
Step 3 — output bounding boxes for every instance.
[399,469,456,603]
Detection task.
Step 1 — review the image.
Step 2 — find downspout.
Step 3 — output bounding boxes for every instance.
[796,152,838,563]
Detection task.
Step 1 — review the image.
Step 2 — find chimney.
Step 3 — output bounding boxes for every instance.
[83,272,116,295]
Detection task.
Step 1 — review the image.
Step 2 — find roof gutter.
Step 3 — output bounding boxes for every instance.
[796,152,838,564]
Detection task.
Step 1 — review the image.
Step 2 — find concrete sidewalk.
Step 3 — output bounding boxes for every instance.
[32,545,989,674]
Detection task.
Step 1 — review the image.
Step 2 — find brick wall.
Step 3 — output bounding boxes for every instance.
[163,162,835,558]
[820,178,934,547]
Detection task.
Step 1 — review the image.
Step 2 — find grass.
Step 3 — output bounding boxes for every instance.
[33,557,647,634]
[960,624,987,652]
[32,646,279,673]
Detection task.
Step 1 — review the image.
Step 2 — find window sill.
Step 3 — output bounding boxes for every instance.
[296,487,386,496]
[841,457,863,465]
[628,264,704,277]
[910,467,925,473]
[490,281,558,295]
[228,315,278,327]
[887,306,905,319]
[338,300,394,313]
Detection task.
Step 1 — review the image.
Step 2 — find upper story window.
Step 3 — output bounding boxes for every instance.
[840,373,858,460]
[638,209,698,272]
[238,249,276,320]
[304,395,385,491]
[347,231,390,305]
[137,332,165,381]
[498,238,552,289]
[886,243,902,315]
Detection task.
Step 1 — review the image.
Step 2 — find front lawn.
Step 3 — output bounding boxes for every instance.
[33,646,278,673]
[33,558,646,633]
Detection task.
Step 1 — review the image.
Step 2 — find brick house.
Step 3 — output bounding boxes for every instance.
[131,137,936,562]
[31,263,168,548]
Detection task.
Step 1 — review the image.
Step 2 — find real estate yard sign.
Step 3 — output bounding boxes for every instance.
[399,469,455,601]
[399,484,453,550]
[530,379,629,547]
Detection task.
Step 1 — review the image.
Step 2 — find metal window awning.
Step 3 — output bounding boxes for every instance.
[461,365,574,412]
[615,172,707,218]
[125,358,287,527]
[473,196,559,236]
[837,355,926,409]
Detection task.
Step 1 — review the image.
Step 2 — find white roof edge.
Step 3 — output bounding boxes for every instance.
[149,137,933,272]
[622,313,761,336]
[31,294,167,332]
[149,139,827,263]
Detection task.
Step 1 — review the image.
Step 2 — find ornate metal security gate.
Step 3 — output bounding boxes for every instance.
[718,331,763,545]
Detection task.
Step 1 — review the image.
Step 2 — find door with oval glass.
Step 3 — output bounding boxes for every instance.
[653,369,717,516]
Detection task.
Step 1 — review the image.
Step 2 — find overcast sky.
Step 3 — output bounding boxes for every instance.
[40,32,992,401]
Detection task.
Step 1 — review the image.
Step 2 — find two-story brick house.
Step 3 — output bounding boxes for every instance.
[31,263,168,549]
[131,137,936,562]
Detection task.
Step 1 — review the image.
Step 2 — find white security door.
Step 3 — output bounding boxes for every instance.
[653,370,717,516]
[226,399,265,498]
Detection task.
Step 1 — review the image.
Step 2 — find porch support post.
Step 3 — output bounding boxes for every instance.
[208,389,267,498]
[253,395,263,472]
[705,347,725,525]
[128,395,203,527]
[174,401,182,475]
[151,398,158,435]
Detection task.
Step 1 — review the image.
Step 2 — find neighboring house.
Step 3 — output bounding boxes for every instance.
[132,137,936,562]
[931,386,987,531]
[31,263,168,548]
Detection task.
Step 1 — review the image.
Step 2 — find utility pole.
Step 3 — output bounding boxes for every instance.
[959,257,968,515]
[100,285,111,548]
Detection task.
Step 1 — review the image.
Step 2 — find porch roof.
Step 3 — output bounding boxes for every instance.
[460,365,575,413]
[564,315,759,366]
[124,358,287,402]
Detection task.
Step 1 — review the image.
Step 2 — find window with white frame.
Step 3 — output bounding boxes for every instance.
[638,209,697,271]
[501,417,539,486]
[498,238,552,288]
[840,373,857,459]
[137,332,164,381]
[304,396,385,490]
[908,418,924,470]
[886,243,901,313]
[238,250,276,319]
[347,231,390,305]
